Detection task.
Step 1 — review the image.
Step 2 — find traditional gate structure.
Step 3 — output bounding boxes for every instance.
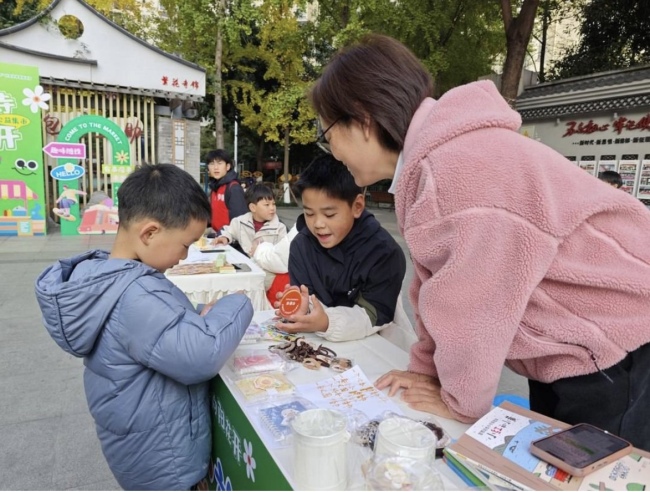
[0,0,206,232]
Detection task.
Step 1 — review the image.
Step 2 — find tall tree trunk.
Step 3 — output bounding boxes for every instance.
[500,0,540,105]
[341,1,350,28]
[214,0,225,148]
[256,139,265,173]
[539,1,550,83]
[282,128,291,204]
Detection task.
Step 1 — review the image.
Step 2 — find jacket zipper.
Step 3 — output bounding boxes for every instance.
[188,387,194,438]
[519,323,614,384]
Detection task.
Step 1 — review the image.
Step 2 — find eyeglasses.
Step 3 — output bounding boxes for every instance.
[316,117,341,154]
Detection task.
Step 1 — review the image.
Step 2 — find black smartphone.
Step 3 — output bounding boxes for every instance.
[530,423,633,477]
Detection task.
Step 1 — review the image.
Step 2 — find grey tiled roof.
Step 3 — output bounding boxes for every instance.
[519,93,650,120]
[518,64,650,101]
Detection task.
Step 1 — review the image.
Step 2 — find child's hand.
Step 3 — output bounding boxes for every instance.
[214,236,229,245]
[274,285,309,317]
[273,284,291,309]
[250,238,263,256]
[200,291,246,316]
[275,295,328,333]
[200,301,216,316]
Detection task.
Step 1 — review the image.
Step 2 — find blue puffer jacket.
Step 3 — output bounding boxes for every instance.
[34,250,253,490]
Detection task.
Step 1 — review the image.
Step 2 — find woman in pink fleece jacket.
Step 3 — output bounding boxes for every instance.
[308,34,650,451]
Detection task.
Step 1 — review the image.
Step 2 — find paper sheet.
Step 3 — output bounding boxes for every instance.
[296,365,401,419]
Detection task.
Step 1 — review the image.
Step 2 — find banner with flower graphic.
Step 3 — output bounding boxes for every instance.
[51,114,131,236]
[0,62,48,236]
[207,376,292,491]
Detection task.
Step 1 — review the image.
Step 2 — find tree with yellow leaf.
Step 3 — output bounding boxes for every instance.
[1,0,148,37]
[226,0,316,184]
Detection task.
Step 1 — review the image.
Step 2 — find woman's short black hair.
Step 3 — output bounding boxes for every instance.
[293,155,362,205]
[117,163,211,228]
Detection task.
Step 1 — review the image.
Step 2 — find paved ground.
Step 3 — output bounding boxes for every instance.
[0,205,527,490]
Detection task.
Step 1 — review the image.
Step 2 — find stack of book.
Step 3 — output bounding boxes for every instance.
[443,402,650,490]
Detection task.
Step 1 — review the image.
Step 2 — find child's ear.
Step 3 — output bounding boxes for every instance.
[248,202,256,213]
[139,221,162,245]
[351,193,365,218]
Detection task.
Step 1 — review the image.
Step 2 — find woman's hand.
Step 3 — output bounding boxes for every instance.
[375,370,454,419]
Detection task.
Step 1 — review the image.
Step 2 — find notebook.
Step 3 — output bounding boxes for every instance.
[259,399,310,440]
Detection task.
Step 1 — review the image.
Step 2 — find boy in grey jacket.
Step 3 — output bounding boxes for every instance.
[35,164,253,490]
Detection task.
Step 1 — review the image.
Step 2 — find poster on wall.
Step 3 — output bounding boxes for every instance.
[50,114,131,236]
[578,155,596,176]
[519,125,536,139]
[0,62,48,236]
[637,155,650,200]
[618,154,640,195]
[597,154,617,175]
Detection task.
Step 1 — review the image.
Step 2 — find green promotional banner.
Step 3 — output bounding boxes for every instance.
[51,114,131,236]
[0,62,47,236]
[207,376,292,491]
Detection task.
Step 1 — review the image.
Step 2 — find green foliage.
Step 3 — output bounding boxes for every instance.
[0,0,40,28]
[228,1,315,146]
[548,0,650,80]
[1,0,149,38]
[155,0,219,67]
[311,0,505,96]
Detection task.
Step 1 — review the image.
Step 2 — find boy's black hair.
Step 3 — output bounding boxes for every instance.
[117,163,211,228]
[598,170,623,188]
[204,149,233,166]
[293,155,362,205]
[245,183,274,205]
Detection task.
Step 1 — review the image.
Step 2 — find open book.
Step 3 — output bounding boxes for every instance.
[445,402,650,491]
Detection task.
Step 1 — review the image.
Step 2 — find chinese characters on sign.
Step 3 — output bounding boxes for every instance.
[213,395,243,465]
[0,62,47,237]
[161,75,200,90]
[563,113,650,140]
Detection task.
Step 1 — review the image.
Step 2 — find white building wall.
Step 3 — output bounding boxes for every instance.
[0,0,205,99]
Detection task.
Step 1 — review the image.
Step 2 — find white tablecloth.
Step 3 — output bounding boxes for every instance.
[166,245,272,311]
[219,310,470,490]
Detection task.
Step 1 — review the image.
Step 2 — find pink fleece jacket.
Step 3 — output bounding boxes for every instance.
[396,80,650,424]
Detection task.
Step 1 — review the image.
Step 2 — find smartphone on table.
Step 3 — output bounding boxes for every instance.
[530,423,633,477]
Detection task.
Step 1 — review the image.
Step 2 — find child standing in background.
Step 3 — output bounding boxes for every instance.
[215,184,289,301]
[206,149,247,235]
[598,170,623,188]
[35,164,253,490]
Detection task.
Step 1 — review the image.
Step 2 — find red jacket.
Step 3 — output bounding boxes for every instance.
[209,171,247,233]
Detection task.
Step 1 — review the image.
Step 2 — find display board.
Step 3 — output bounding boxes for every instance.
[0,62,47,236]
[50,114,131,236]
[618,154,641,195]
[638,155,650,200]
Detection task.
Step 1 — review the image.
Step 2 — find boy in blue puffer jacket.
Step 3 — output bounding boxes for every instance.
[35,164,253,490]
